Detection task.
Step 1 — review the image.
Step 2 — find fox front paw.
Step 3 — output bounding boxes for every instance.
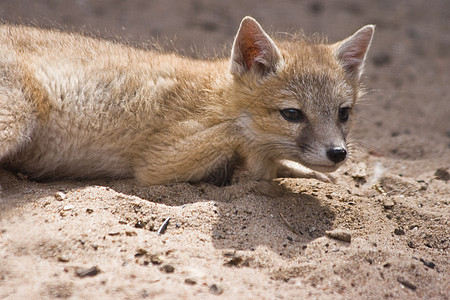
[308,171,337,184]
[277,160,338,183]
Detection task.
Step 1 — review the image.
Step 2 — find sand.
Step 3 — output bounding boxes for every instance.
[0,0,449,299]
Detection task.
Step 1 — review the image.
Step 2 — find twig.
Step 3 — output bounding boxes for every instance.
[278,212,301,236]
[157,217,171,235]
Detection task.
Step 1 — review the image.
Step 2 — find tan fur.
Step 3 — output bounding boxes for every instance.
[0,17,374,186]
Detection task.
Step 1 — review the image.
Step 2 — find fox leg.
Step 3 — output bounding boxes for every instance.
[277,160,337,183]
[132,124,239,186]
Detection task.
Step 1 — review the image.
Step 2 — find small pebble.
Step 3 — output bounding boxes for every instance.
[184,278,197,285]
[57,255,70,263]
[63,204,74,211]
[135,220,145,228]
[325,229,352,243]
[54,192,66,201]
[224,254,243,267]
[394,228,405,235]
[419,258,436,269]
[383,199,395,209]
[150,254,163,265]
[135,248,148,257]
[397,276,417,290]
[76,266,101,278]
[159,264,174,273]
[209,284,223,295]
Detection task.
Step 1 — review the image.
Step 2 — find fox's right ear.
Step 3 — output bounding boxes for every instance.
[230,17,283,77]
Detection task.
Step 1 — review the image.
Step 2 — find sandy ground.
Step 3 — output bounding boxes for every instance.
[0,0,449,299]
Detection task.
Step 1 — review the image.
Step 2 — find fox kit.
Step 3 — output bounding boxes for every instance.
[0,17,374,186]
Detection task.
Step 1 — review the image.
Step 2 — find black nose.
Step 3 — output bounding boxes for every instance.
[326,147,347,164]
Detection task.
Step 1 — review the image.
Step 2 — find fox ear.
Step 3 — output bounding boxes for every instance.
[230,17,282,77]
[333,25,375,80]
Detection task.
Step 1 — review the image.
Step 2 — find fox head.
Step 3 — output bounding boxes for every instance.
[229,17,374,173]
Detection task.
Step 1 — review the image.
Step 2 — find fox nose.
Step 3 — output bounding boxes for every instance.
[326,147,347,164]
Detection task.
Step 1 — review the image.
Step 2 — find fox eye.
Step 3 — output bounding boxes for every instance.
[339,107,351,122]
[280,108,303,122]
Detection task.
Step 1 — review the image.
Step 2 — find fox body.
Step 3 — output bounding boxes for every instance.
[0,17,374,186]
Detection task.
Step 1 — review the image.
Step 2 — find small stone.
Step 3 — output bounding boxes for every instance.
[224,254,243,267]
[159,264,174,273]
[76,266,101,278]
[407,241,416,248]
[184,278,197,285]
[351,162,368,181]
[54,192,66,201]
[57,255,70,262]
[394,228,405,235]
[383,199,395,209]
[419,258,436,269]
[325,229,352,243]
[209,284,223,295]
[125,231,137,236]
[134,220,145,228]
[62,204,74,211]
[134,248,147,257]
[86,208,94,214]
[108,231,120,236]
[150,254,163,265]
[397,276,417,290]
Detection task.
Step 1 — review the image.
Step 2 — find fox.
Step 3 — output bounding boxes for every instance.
[0,17,374,187]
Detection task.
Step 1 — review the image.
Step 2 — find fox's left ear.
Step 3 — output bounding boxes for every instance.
[333,25,375,80]
[230,17,283,77]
